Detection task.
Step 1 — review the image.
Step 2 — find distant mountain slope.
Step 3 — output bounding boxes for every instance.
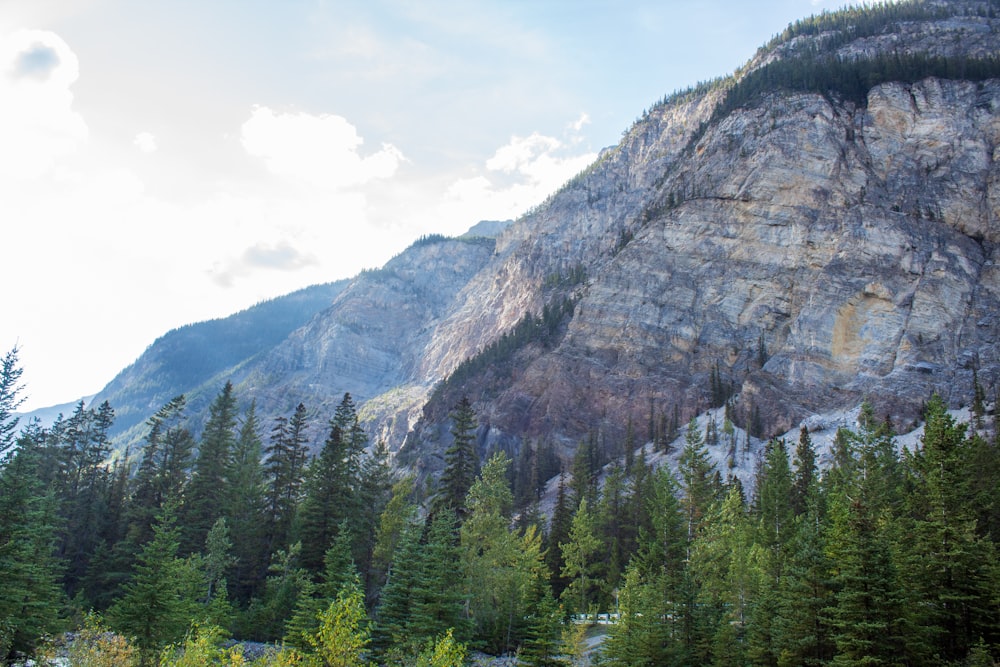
[92,281,347,444]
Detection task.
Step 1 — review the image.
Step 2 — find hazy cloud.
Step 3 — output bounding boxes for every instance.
[243,241,317,271]
[133,131,157,153]
[241,106,405,189]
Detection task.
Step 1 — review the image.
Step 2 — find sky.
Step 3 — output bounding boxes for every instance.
[2,0,850,412]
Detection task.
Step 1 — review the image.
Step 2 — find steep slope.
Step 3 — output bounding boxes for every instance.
[91,281,347,445]
[397,0,1000,470]
[221,233,500,449]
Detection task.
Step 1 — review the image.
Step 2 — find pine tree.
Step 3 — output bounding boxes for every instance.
[297,393,367,574]
[126,396,193,551]
[356,438,392,599]
[0,346,26,459]
[183,381,238,554]
[109,502,201,665]
[460,452,543,653]
[545,473,573,599]
[902,395,1000,662]
[408,511,470,645]
[372,520,422,656]
[0,429,65,661]
[434,397,478,519]
[678,418,716,552]
[772,493,835,667]
[226,400,268,603]
[559,498,602,614]
[264,403,310,556]
[790,426,816,517]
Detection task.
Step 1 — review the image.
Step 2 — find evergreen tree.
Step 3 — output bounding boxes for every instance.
[0,346,26,458]
[126,396,193,551]
[461,452,545,654]
[678,417,716,553]
[264,403,310,556]
[371,475,417,603]
[559,498,602,614]
[356,438,392,599]
[372,520,422,656]
[408,511,470,646]
[772,493,835,667]
[297,393,368,574]
[183,381,238,554]
[226,400,269,603]
[545,473,573,599]
[109,502,201,665]
[0,429,65,661]
[434,397,478,519]
[790,426,816,517]
[902,395,1000,662]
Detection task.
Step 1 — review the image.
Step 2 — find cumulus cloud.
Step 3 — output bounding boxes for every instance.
[0,28,87,181]
[241,106,405,189]
[12,41,59,80]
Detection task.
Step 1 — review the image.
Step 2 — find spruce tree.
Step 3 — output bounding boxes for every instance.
[407,511,470,645]
[226,400,268,603]
[559,498,601,614]
[545,473,573,598]
[297,393,367,574]
[0,429,65,661]
[183,381,238,554]
[109,502,201,665]
[264,403,310,556]
[433,397,478,519]
[0,346,26,459]
[791,425,817,517]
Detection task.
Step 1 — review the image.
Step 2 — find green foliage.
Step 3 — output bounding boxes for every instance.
[430,297,576,409]
[414,628,466,667]
[0,429,66,660]
[306,584,370,667]
[297,393,368,573]
[109,503,203,664]
[433,397,478,518]
[559,498,602,615]
[68,613,140,667]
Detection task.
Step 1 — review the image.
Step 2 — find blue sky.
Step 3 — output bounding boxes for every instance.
[2,0,849,411]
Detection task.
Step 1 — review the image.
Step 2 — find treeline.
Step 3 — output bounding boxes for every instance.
[4,344,1000,665]
[429,297,577,410]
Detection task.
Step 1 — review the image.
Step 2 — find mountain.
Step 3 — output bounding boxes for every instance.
[69,1,1000,477]
[85,281,348,446]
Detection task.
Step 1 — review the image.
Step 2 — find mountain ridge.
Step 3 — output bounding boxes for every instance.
[30,0,1000,479]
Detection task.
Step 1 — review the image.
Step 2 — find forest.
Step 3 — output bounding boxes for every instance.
[2,336,1000,666]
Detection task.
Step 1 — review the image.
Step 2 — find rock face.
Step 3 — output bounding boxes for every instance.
[93,1,1000,468]
[393,1,1000,464]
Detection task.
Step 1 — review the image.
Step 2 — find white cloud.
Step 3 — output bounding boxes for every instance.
[133,131,157,153]
[396,122,598,237]
[240,106,405,189]
[0,28,87,182]
[569,112,591,133]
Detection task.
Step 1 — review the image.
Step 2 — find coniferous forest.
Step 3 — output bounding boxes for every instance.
[3,339,1000,666]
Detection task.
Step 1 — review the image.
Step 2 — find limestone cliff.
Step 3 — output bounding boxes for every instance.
[395,0,1000,467]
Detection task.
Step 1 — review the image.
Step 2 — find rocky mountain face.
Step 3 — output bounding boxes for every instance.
[87,1,1000,474]
[395,0,1000,469]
